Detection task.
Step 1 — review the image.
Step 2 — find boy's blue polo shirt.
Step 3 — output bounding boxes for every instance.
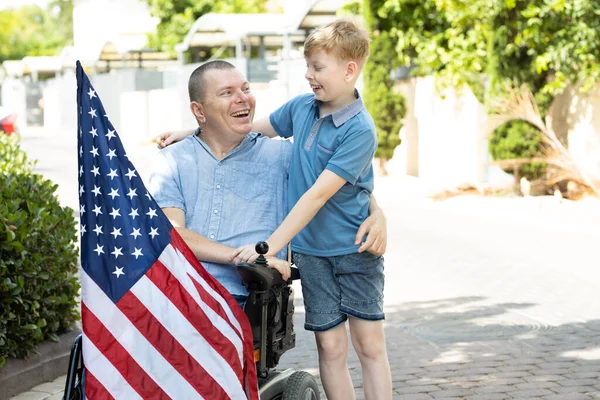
[270,92,377,256]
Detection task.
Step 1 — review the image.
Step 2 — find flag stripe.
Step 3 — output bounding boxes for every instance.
[158,240,243,353]
[169,230,244,334]
[82,333,141,400]
[83,370,114,400]
[81,271,201,399]
[117,289,233,399]
[148,258,244,383]
[82,303,168,399]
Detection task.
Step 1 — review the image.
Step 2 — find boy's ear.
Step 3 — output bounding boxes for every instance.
[345,61,359,82]
[190,101,206,123]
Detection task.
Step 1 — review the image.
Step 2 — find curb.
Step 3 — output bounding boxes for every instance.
[0,329,81,400]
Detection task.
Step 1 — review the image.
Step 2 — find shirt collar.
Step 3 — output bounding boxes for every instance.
[193,128,262,160]
[307,89,364,127]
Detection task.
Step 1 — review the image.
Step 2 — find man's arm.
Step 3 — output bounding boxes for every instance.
[355,194,387,256]
[163,207,237,264]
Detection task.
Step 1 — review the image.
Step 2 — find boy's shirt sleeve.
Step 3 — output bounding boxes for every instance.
[326,128,377,185]
[147,149,185,211]
[269,94,308,138]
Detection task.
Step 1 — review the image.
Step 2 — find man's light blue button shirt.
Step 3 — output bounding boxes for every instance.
[148,132,292,296]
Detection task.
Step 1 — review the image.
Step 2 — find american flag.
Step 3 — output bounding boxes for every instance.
[75,61,258,399]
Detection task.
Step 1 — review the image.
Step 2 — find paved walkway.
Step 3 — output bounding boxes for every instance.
[10,131,600,399]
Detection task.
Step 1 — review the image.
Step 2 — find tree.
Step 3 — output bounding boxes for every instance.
[0,1,73,62]
[362,0,407,173]
[141,0,268,54]
[383,0,600,180]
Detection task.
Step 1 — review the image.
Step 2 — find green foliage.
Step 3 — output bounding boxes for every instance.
[0,0,73,62]
[488,120,546,180]
[141,0,268,54]
[363,0,407,162]
[0,135,80,368]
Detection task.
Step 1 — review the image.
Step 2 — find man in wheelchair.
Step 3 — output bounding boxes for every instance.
[64,61,385,399]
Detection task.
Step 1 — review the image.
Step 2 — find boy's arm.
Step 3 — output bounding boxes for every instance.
[252,116,278,138]
[267,170,346,255]
[156,129,195,148]
[163,207,238,264]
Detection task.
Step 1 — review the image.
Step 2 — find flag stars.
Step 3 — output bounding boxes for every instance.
[88,107,97,118]
[111,247,123,259]
[126,188,137,200]
[146,208,157,219]
[92,205,102,216]
[106,148,117,160]
[110,227,122,239]
[79,185,85,196]
[90,146,99,157]
[125,169,137,180]
[109,208,121,219]
[93,224,103,236]
[106,129,116,141]
[145,191,152,200]
[79,146,83,157]
[92,185,102,197]
[91,166,100,177]
[149,227,159,239]
[112,266,124,278]
[129,208,139,220]
[107,169,118,180]
[80,224,86,235]
[90,127,98,137]
[131,248,143,259]
[93,244,104,256]
[130,227,141,239]
[79,204,85,216]
[87,88,96,99]
[108,188,120,199]
[79,165,84,177]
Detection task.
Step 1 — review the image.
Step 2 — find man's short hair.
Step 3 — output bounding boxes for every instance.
[188,60,236,102]
[303,18,370,68]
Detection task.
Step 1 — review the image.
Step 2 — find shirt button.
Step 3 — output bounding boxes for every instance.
[209,234,215,239]
[216,184,221,189]
[213,209,218,214]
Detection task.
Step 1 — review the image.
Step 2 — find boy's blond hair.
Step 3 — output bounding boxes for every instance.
[304,18,370,68]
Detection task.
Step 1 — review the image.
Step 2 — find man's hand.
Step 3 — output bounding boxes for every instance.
[155,129,193,149]
[355,207,387,256]
[233,244,260,264]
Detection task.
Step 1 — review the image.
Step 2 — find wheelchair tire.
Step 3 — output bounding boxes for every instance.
[282,371,320,400]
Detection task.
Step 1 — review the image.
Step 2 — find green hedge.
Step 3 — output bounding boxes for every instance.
[0,134,80,368]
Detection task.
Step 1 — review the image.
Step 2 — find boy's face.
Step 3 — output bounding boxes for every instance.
[305,50,354,104]
[197,68,256,138]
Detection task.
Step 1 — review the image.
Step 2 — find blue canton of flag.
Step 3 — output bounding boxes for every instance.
[77,64,172,302]
[75,61,259,399]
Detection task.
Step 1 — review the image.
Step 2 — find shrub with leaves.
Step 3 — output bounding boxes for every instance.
[0,134,80,368]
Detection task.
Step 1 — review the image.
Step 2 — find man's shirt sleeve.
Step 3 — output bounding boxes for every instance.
[326,128,377,185]
[147,149,185,211]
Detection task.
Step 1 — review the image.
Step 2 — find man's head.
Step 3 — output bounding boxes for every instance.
[303,19,370,104]
[188,60,256,139]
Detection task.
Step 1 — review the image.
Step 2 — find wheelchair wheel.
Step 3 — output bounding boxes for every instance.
[282,371,319,400]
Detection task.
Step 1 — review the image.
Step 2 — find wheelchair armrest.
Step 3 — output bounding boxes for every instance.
[236,262,285,292]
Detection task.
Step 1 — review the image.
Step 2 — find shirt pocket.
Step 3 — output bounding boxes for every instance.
[231,161,271,201]
[315,142,336,172]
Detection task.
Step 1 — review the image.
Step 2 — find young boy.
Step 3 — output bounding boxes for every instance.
[235,19,392,400]
[159,19,391,400]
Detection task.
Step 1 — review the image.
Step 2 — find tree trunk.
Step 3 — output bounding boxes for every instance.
[379,157,388,176]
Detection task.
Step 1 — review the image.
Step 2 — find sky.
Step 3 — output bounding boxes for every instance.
[0,0,52,10]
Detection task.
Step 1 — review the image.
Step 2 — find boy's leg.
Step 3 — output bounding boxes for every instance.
[314,324,356,400]
[335,252,390,399]
[294,252,355,399]
[348,318,392,400]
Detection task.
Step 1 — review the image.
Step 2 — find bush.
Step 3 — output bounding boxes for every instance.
[488,120,547,180]
[0,134,80,368]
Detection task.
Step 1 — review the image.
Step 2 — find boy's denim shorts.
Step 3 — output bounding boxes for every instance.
[293,251,385,332]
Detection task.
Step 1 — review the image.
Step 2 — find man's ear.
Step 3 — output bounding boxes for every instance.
[345,61,359,82]
[190,101,205,123]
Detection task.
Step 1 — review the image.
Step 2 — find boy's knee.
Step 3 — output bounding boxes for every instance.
[353,337,386,361]
[316,331,347,361]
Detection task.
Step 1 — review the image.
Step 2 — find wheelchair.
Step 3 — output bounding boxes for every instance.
[62,242,319,400]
